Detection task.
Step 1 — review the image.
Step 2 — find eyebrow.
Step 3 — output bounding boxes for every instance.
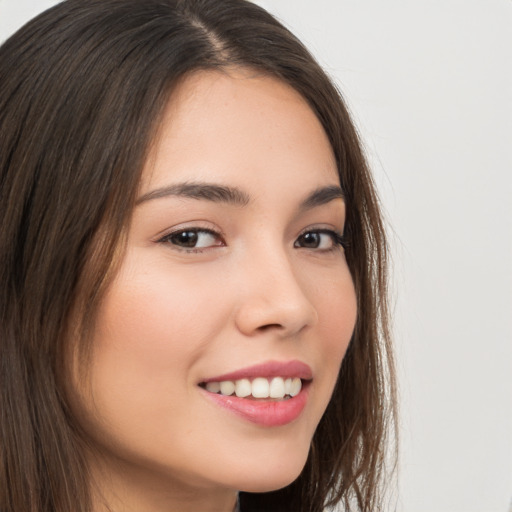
[136,182,250,206]
[299,185,345,210]
[136,181,345,210]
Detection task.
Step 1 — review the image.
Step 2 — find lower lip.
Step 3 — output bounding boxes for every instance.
[201,384,310,427]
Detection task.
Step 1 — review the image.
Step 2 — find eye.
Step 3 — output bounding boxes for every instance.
[294,229,346,251]
[159,228,224,251]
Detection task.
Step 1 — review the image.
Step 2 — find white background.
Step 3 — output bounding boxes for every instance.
[1,1,511,511]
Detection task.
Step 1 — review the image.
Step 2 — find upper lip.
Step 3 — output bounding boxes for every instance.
[200,360,313,383]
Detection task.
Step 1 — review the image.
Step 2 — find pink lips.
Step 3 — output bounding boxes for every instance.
[201,360,313,383]
[199,360,312,427]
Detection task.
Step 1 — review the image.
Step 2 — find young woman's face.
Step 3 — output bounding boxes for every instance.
[72,69,357,507]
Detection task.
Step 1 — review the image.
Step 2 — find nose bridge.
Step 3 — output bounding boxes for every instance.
[234,240,318,336]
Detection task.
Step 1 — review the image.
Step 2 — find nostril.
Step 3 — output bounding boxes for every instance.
[256,323,283,332]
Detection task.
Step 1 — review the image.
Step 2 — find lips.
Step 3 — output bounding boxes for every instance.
[200,360,313,383]
[199,360,312,427]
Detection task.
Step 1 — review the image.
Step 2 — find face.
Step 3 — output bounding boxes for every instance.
[71,69,357,507]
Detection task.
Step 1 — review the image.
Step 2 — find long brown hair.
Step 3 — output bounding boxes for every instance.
[0,1,397,511]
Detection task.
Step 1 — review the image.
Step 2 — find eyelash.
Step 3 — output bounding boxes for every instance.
[157,228,224,253]
[294,228,347,252]
[157,227,347,254]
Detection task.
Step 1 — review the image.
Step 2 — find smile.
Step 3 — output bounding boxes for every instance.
[199,360,312,426]
[201,376,302,400]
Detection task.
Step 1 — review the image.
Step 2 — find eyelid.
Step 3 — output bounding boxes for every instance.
[153,220,223,241]
[295,226,347,250]
[154,223,226,253]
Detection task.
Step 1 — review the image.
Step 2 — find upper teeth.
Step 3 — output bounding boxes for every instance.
[205,377,302,399]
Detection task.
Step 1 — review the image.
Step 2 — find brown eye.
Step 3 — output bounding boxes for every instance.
[163,229,222,250]
[170,231,199,247]
[296,232,322,248]
[294,230,344,251]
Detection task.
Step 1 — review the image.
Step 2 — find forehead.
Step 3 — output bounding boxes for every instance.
[141,68,339,198]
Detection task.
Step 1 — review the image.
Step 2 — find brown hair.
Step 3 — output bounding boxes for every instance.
[0,1,397,511]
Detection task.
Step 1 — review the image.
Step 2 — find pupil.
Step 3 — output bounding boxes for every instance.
[302,232,319,248]
[174,231,198,247]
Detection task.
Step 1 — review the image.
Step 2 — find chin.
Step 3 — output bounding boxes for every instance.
[238,474,300,494]
[230,450,308,494]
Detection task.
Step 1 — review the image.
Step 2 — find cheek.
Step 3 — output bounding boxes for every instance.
[322,285,357,355]
[311,271,357,395]
[78,255,231,428]
[70,258,232,463]
[95,257,227,365]
[313,262,357,340]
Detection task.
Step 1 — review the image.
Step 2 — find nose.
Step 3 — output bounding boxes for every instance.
[233,249,318,338]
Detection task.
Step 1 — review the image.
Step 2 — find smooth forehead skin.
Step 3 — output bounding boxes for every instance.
[141,68,338,199]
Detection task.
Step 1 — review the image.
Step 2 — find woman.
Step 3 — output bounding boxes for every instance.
[0,1,397,511]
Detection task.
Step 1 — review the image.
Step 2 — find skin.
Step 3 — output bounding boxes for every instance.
[71,69,357,512]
